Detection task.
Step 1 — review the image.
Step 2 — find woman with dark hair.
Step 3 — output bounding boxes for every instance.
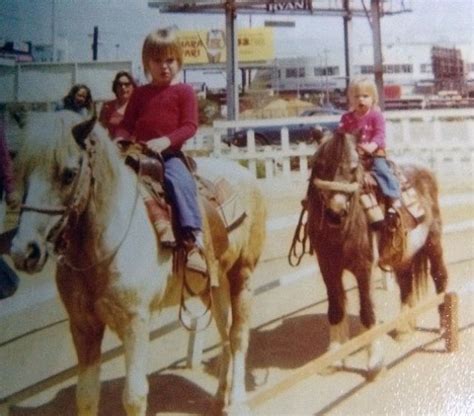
[55,84,93,118]
[99,71,136,137]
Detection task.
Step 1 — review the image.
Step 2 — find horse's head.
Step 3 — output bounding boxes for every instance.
[311,130,361,226]
[11,112,96,273]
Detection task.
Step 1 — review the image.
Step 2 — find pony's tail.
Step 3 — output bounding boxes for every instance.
[410,246,429,299]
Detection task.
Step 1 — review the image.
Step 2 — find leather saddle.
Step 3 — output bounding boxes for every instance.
[360,156,419,231]
[122,144,230,259]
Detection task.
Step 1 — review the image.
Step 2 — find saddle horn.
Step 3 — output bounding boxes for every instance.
[72,115,97,149]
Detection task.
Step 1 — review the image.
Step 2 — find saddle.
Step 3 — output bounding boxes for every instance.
[121,143,240,261]
[360,156,425,270]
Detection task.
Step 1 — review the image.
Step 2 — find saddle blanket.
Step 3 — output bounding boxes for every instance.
[197,175,246,232]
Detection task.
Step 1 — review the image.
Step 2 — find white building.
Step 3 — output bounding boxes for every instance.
[254,41,474,97]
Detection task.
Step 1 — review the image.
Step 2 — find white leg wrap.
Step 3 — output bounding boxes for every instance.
[329,315,349,351]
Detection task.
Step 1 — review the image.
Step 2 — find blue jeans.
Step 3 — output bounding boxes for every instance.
[163,156,202,232]
[372,157,401,200]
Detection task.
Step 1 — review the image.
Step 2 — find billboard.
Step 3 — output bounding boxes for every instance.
[177,27,274,65]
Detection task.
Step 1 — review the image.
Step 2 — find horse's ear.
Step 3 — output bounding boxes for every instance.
[72,116,97,149]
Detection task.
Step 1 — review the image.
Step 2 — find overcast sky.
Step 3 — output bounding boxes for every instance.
[1,0,472,81]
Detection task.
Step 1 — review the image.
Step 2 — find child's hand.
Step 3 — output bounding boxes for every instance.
[147,137,171,153]
[358,142,378,154]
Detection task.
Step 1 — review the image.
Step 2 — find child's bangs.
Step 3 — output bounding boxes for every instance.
[148,43,179,62]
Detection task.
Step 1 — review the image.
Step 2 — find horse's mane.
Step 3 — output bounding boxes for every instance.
[16,112,82,179]
[16,111,122,211]
[310,131,348,182]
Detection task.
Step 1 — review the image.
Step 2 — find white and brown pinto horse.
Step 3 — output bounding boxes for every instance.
[307,130,448,378]
[10,112,266,415]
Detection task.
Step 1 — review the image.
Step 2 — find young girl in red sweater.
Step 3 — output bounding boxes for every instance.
[116,28,206,275]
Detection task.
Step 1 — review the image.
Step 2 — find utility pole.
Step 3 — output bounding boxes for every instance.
[324,48,330,105]
[225,1,238,121]
[92,26,99,61]
[51,0,56,61]
[370,0,384,110]
[343,0,352,91]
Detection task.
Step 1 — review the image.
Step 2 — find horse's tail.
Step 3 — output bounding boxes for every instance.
[410,246,430,299]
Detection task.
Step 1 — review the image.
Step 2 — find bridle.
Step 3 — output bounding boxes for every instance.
[313,175,360,228]
[20,144,140,271]
[21,151,93,256]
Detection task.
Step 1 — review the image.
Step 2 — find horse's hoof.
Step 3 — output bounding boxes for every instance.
[319,364,339,376]
[223,403,252,416]
[319,358,345,376]
[366,364,387,382]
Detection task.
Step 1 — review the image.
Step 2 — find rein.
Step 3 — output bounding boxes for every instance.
[288,199,312,267]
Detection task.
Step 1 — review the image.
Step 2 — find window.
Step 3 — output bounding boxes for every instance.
[286,67,305,78]
[421,63,432,73]
[314,66,340,76]
[286,68,298,78]
[360,65,374,74]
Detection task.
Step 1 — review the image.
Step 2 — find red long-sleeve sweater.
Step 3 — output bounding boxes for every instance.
[117,83,198,151]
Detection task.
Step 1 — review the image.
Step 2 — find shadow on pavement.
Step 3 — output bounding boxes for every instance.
[11,373,214,416]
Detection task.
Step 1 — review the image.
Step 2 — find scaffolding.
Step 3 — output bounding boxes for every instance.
[431,46,466,94]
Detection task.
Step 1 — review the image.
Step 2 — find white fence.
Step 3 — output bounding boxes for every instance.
[194,108,474,180]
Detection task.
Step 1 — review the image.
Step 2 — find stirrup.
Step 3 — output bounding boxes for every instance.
[186,246,208,275]
[156,220,176,248]
[385,207,399,230]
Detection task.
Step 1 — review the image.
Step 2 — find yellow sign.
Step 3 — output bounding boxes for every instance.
[177,27,274,65]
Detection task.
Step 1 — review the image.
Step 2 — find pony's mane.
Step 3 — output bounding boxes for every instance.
[16,111,121,205]
[310,131,346,181]
[16,111,84,179]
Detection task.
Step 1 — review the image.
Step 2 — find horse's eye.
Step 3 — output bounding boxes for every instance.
[61,168,77,185]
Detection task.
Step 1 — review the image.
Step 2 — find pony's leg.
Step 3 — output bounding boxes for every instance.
[426,235,449,329]
[210,279,232,410]
[393,266,417,340]
[224,263,253,416]
[119,312,150,416]
[70,320,105,416]
[318,259,348,370]
[356,268,385,378]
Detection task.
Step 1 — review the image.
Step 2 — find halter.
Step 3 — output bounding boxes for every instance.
[21,152,93,255]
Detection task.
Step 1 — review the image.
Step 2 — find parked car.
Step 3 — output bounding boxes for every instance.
[224,106,342,147]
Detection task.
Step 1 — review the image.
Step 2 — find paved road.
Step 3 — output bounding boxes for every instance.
[6,180,474,416]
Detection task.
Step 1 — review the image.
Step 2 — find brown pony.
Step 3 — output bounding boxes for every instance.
[10,112,266,415]
[306,130,448,377]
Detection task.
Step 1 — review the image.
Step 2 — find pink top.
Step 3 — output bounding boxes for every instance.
[0,118,14,195]
[117,83,198,151]
[338,109,386,149]
[99,99,126,138]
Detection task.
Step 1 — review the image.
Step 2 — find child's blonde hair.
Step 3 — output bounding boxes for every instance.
[142,28,183,77]
[347,77,379,110]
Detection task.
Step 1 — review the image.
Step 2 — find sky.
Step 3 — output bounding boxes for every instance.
[1,0,473,86]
